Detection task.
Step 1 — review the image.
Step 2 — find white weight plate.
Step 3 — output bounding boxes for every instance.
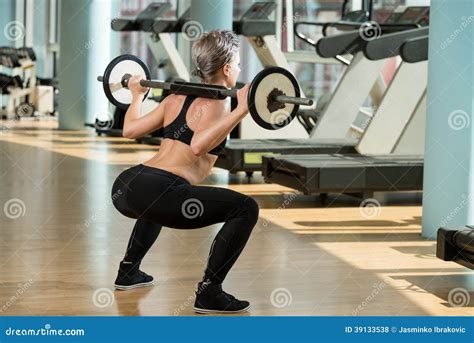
[108,59,148,105]
[254,73,296,127]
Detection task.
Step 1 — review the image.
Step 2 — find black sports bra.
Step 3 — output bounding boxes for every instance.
[162,95,226,156]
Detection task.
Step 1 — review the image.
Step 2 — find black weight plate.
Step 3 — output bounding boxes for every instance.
[248,66,300,130]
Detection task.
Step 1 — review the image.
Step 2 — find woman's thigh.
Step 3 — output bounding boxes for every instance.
[137,183,255,230]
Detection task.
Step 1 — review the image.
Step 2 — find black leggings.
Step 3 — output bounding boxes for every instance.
[111,164,259,284]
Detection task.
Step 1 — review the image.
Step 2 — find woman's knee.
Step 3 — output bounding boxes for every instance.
[111,183,137,219]
[243,197,259,226]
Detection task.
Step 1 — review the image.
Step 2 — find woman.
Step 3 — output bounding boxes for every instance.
[111,30,258,314]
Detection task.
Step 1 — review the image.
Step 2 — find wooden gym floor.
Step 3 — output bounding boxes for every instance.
[0,119,472,316]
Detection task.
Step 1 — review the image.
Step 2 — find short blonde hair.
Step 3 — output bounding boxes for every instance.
[191,30,240,82]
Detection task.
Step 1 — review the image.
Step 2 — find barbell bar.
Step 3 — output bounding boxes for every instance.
[97,75,312,108]
[97,54,314,130]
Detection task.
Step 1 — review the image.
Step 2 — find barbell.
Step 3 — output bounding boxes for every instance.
[97,54,313,130]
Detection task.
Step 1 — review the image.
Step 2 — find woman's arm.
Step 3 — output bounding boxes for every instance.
[190,85,249,156]
[122,97,166,139]
[121,75,166,139]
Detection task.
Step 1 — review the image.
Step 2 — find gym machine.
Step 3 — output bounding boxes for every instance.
[0,47,55,119]
[215,6,427,176]
[437,227,474,269]
[111,2,190,81]
[262,7,430,198]
[95,3,191,139]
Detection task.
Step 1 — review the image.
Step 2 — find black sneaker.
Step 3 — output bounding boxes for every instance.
[114,261,154,291]
[193,280,251,314]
